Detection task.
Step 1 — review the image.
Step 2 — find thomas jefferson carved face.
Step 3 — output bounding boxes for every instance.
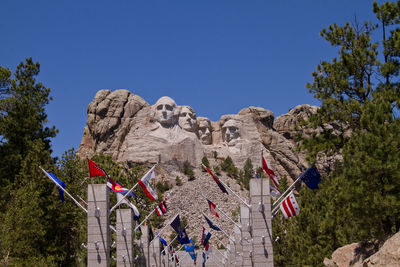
[197,117,212,145]
[154,96,178,127]
[222,119,240,144]
[179,106,197,132]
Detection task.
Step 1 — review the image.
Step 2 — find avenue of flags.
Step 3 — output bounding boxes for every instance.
[39,150,324,265]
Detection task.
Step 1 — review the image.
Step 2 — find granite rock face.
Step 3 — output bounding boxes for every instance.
[324,231,400,267]
[77,90,324,244]
[78,90,321,182]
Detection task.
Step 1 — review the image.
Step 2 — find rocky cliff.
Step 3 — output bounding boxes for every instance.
[77,89,321,179]
[324,231,400,266]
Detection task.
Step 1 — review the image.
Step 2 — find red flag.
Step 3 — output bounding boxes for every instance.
[280,192,300,218]
[262,156,280,188]
[203,165,228,194]
[207,199,219,218]
[88,159,107,178]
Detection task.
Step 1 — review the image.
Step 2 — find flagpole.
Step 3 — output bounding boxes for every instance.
[200,192,242,229]
[271,189,295,215]
[160,235,178,255]
[133,208,156,233]
[271,175,302,210]
[211,243,228,260]
[201,164,251,209]
[211,239,228,259]
[271,166,311,211]
[202,212,234,243]
[77,195,88,206]
[110,164,157,213]
[149,212,180,245]
[39,166,88,213]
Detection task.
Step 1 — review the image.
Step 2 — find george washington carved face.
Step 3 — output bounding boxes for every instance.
[154,96,178,127]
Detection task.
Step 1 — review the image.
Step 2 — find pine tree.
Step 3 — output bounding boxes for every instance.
[0,58,59,263]
[282,1,400,265]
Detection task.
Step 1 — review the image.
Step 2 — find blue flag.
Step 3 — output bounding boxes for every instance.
[157,233,167,246]
[202,251,207,267]
[300,167,321,190]
[185,239,197,262]
[203,214,221,231]
[47,172,65,203]
[170,215,190,244]
[184,238,195,252]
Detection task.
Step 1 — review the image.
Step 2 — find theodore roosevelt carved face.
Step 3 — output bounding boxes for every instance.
[154,96,178,127]
[197,117,212,145]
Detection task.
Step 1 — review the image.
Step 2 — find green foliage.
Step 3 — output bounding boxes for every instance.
[282,2,400,265]
[239,158,253,190]
[175,176,183,186]
[212,151,218,159]
[201,156,210,171]
[156,180,171,193]
[231,205,240,223]
[220,156,238,178]
[0,59,90,265]
[213,165,221,176]
[183,161,195,180]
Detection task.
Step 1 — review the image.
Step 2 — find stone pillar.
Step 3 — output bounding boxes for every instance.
[135,227,147,267]
[88,184,110,267]
[233,220,243,266]
[241,204,252,267]
[249,178,273,267]
[140,226,149,267]
[148,238,160,267]
[116,208,134,267]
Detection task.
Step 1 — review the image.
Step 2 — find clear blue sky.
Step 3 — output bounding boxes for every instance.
[1,0,386,158]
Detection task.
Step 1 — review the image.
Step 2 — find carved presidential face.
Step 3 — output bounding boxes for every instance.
[222,119,240,144]
[154,96,178,127]
[179,106,197,132]
[198,118,212,145]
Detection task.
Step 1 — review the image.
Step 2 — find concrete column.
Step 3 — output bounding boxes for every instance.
[148,238,160,267]
[88,184,110,267]
[135,227,147,267]
[116,208,134,267]
[240,204,252,267]
[140,226,149,267]
[249,178,273,267]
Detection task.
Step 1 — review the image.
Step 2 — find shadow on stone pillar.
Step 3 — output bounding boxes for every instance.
[88,184,110,267]
[116,208,134,267]
[249,178,273,267]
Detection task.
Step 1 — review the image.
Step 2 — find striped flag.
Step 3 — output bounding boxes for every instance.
[262,156,280,188]
[279,191,300,219]
[155,198,168,216]
[107,178,136,198]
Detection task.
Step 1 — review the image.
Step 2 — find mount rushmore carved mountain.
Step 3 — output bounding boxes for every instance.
[77,89,331,242]
[77,89,328,181]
